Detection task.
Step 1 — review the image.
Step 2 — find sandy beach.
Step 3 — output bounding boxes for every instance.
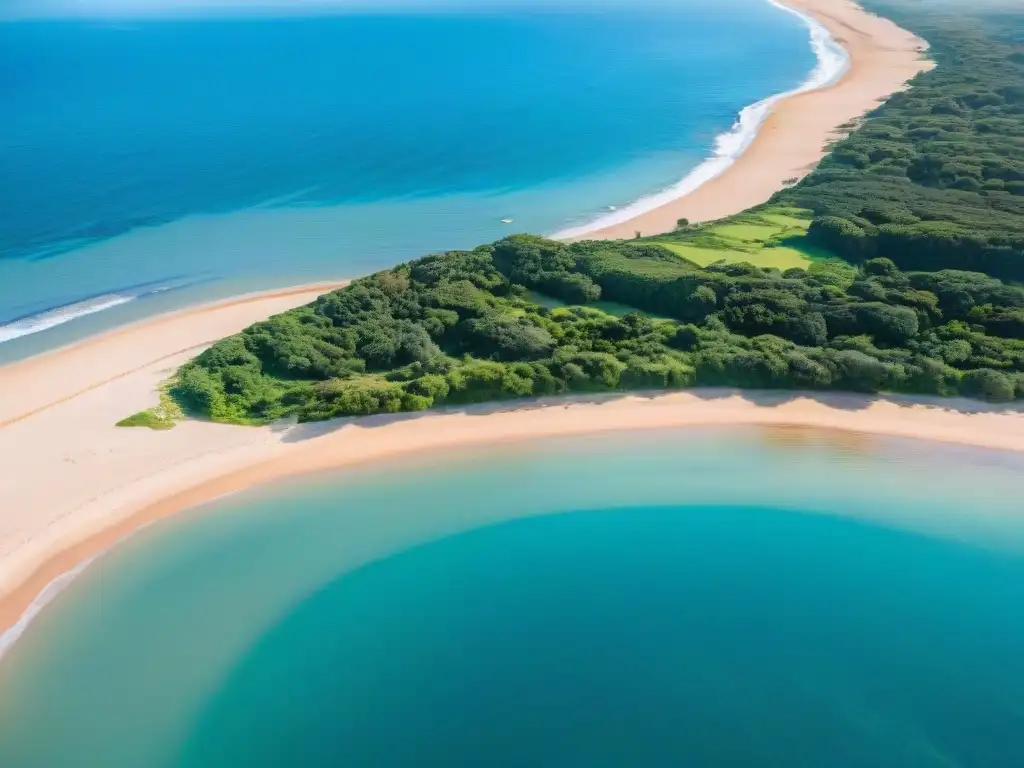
[2,279,1024,641]
[0,1,996,648]
[579,0,934,239]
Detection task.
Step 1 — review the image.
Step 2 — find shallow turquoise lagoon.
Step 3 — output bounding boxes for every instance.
[2,428,1023,766]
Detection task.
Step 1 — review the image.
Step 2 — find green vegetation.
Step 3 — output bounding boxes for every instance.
[167,1,1024,424]
[775,0,1024,281]
[171,235,1024,424]
[116,388,183,430]
[649,207,826,271]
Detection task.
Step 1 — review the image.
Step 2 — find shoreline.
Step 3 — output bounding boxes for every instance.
[0,0,963,659]
[2,286,1024,647]
[562,0,933,240]
[0,0,930,354]
[5,400,1024,661]
[0,281,346,428]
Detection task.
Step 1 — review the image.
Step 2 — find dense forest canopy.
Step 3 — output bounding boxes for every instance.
[777,0,1024,280]
[168,1,1024,425]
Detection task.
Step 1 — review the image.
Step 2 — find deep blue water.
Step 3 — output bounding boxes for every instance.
[0,1,815,358]
[1,429,1024,767]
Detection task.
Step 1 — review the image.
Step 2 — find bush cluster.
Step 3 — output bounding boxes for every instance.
[173,236,1024,423]
[172,2,1024,424]
[775,3,1024,280]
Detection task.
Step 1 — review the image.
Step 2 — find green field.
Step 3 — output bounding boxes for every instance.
[647,207,832,271]
[525,291,672,321]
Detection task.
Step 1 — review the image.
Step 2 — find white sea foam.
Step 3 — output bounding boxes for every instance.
[0,286,173,345]
[0,557,97,662]
[0,518,163,661]
[552,0,850,240]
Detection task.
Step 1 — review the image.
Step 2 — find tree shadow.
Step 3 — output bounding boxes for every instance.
[271,387,1023,445]
[776,234,835,261]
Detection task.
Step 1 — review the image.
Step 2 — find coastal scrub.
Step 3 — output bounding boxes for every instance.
[169,0,1024,425]
[170,235,1024,425]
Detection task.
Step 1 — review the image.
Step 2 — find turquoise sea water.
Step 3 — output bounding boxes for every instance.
[0,0,823,360]
[1,428,1024,766]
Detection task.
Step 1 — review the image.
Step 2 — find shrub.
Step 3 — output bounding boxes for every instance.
[960,368,1016,402]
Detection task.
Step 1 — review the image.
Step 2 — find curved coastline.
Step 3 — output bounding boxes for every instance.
[0,282,346,429]
[562,0,934,240]
[0,0,928,350]
[0,2,960,662]
[2,285,1024,658]
[554,0,850,240]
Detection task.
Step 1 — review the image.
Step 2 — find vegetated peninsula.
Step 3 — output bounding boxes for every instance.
[171,3,1024,425]
[4,0,1024,654]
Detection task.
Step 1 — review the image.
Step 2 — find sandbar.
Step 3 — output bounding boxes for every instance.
[2,285,1023,640]
[0,0,997,652]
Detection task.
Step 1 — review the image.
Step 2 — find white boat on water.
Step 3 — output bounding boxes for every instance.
[500,218,514,224]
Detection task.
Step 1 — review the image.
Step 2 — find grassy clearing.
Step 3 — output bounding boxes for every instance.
[655,242,733,264]
[590,300,674,321]
[663,244,819,271]
[527,291,671,321]
[116,386,184,431]
[712,223,783,244]
[524,291,566,310]
[646,206,834,271]
[756,212,813,229]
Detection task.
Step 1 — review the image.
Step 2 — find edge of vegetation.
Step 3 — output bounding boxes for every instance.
[136,0,1024,427]
[116,386,184,430]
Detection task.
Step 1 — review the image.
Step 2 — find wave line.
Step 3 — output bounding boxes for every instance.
[551,0,850,239]
[0,284,183,345]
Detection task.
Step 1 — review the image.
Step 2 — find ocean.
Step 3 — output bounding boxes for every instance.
[0,0,843,361]
[6,7,1021,766]
[1,429,1023,766]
